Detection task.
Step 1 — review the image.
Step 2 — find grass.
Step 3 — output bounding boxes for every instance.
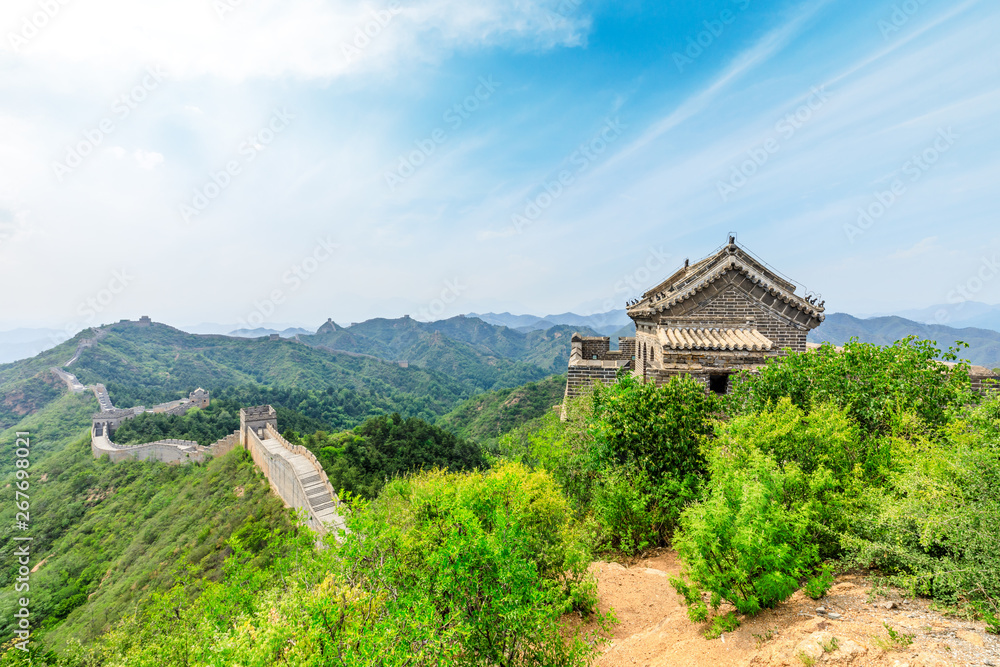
[752,628,775,648]
[871,623,915,651]
[703,611,740,639]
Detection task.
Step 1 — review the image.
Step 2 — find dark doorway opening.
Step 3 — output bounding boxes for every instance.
[709,374,729,395]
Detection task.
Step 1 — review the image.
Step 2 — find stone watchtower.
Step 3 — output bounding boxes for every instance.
[626,236,825,393]
[565,236,826,402]
[240,405,278,447]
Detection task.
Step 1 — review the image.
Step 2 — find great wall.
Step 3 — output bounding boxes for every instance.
[52,347,345,540]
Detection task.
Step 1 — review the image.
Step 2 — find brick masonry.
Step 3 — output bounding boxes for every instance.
[568,240,825,401]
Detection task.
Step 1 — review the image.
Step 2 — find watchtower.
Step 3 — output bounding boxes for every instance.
[240,405,278,446]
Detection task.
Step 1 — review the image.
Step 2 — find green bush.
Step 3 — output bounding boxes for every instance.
[325,462,608,665]
[672,451,828,615]
[590,373,716,479]
[591,465,700,555]
[841,428,1000,606]
[729,337,974,435]
[804,565,835,599]
[497,393,596,509]
[712,398,862,478]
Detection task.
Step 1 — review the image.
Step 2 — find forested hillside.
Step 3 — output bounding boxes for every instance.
[4,318,998,666]
[300,315,591,376]
[6,335,998,666]
[435,374,567,446]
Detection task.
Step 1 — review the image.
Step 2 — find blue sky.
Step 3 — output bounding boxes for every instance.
[1,0,997,332]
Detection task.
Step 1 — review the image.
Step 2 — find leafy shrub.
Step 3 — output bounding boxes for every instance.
[590,373,716,479]
[984,609,999,635]
[729,337,974,435]
[672,451,826,615]
[841,433,1000,607]
[592,465,700,555]
[585,373,716,553]
[497,394,596,508]
[332,462,608,664]
[712,398,861,478]
[704,611,740,639]
[804,565,835,599]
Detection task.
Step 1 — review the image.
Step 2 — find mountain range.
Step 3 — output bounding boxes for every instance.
[864,301,1000,332]
[809,313,1000,369]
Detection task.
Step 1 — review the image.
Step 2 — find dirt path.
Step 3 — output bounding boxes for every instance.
[586,552,999,667]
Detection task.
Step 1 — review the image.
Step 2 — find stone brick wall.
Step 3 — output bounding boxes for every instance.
[565,334,635,401]
[971,372,1000,394]
[208,431,241,458]
[676,285,808,351]
[566,364,621,398]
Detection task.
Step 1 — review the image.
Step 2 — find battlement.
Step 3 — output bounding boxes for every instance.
[240,405,278,444]
[564,334,636,403]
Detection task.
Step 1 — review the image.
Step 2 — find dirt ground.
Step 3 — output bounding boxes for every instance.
[584,551,999,667]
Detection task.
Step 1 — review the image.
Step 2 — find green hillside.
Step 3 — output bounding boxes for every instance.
[300,316,591,382]
[0,392,297,653]
[436,374,568,446]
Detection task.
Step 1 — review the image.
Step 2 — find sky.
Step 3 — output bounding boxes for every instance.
[1,0,998,335]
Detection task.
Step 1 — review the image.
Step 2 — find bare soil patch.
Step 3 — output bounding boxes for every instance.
[583,551,999,667]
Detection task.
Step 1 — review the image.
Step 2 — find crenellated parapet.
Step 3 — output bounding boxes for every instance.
[90,399,345,540]
[564,333,635,403]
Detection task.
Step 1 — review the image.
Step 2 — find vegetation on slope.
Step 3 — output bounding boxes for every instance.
[300,316,591,377]
[285,412,488,499]
[0,429,295,653]
[4,464,609,667]
[435,374,567,446]
[4,330,998,665]
[498,337,1000,628]
[110,404,240,447]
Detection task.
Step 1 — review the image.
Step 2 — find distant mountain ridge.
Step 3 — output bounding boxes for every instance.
[229,327,313,338]
[809,313,1000,369]
[466,310,631,336]
[860,301,1000,332]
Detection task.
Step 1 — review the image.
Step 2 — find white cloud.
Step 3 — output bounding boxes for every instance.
[133,149,164,170]
[889,236,939,260]
[1,0,590,82]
